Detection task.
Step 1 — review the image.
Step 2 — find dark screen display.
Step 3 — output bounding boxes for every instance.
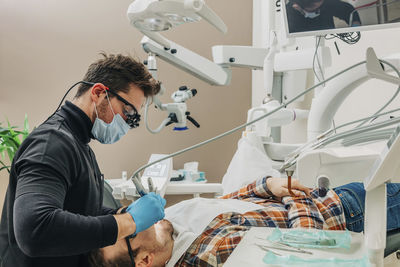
[284,0,400,35]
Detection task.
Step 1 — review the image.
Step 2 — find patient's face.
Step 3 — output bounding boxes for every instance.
[102,219,174,266]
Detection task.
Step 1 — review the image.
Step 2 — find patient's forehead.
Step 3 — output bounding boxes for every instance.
[101,220,174,263]
[132,220,174,248]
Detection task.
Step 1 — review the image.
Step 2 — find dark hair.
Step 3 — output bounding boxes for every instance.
[86,247,140,267]
[75,53,160,98]
[291,0,323,8]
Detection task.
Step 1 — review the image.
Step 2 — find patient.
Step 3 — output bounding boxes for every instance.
[86,219,174,267]
[86,177,400,267]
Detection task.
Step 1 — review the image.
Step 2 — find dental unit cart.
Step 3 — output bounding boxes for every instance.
[106,154,223,199]
[107,154,172,200]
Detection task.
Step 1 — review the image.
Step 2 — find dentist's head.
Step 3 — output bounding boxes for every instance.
[72,53,161,144]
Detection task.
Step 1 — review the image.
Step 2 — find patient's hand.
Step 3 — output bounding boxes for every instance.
[266,177,311,198]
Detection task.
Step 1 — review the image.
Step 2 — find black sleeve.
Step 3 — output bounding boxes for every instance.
[101,206,119,215]
[331,0,361,25]
[13,132,118,258]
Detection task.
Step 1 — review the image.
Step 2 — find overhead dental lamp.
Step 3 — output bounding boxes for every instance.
[127,0,227,48]
[127,0,227,33]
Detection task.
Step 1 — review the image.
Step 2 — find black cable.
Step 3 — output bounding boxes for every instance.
[54,81,93,112]
[50,81,94,117]
[325,32,361,45]
[334,41,341,55]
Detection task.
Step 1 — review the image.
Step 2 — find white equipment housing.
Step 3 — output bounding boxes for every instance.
[141,37,232,86]
[297,146,380,188]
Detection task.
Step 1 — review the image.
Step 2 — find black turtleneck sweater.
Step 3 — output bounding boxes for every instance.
[0,101,118,267]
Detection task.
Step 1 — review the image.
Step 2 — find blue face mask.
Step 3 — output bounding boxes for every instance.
[303,9,320,19]
[91,95,130,144]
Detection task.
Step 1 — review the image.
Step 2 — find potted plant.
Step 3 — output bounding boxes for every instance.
[0,116,30,173]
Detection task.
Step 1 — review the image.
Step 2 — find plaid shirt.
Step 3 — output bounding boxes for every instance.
[175,177,346,267]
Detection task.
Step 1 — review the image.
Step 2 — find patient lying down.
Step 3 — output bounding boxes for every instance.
[87,177,400,267]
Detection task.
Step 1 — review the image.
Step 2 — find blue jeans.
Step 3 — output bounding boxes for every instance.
[334,183,400,232]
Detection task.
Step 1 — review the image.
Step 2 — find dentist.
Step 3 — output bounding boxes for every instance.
[0,54,165,267]
[286,0,361,33]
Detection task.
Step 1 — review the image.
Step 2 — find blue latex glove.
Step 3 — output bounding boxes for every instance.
[126,192,166,234]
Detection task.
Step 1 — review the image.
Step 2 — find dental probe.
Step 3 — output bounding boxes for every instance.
[285,169,295,197]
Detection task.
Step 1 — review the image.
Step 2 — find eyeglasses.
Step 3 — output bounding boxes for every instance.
[80,81,141,128]
[125,236,136,267]
[106,89,141,129]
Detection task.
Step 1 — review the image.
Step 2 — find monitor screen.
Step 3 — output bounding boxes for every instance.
[282,0,400,37]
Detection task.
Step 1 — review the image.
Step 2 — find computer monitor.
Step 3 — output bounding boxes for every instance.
[282,0,400,37]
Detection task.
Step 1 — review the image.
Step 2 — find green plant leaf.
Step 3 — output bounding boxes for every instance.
[0,116,30,167]
[6,147,15,162]
[23,114,29,140]
[0,148,5,159]
[6,121,21,147]
[11,134,21,147]
[0,135,19,150]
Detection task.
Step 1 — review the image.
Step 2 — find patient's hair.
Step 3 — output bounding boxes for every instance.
[86,238,168,267]
[86,248,139,267]
[75,53,161,98]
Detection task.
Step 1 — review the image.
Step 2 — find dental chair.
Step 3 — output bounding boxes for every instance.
[102,179,400,260]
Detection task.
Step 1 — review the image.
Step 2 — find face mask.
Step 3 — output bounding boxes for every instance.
[91,94,130,144]
[303,10,320,19]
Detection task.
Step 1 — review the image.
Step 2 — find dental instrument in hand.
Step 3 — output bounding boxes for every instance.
[132,176,148,196]
[147,177,155,193]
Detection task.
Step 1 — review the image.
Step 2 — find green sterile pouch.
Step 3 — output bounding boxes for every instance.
[263,251,370,267]
[267,228,351,249]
